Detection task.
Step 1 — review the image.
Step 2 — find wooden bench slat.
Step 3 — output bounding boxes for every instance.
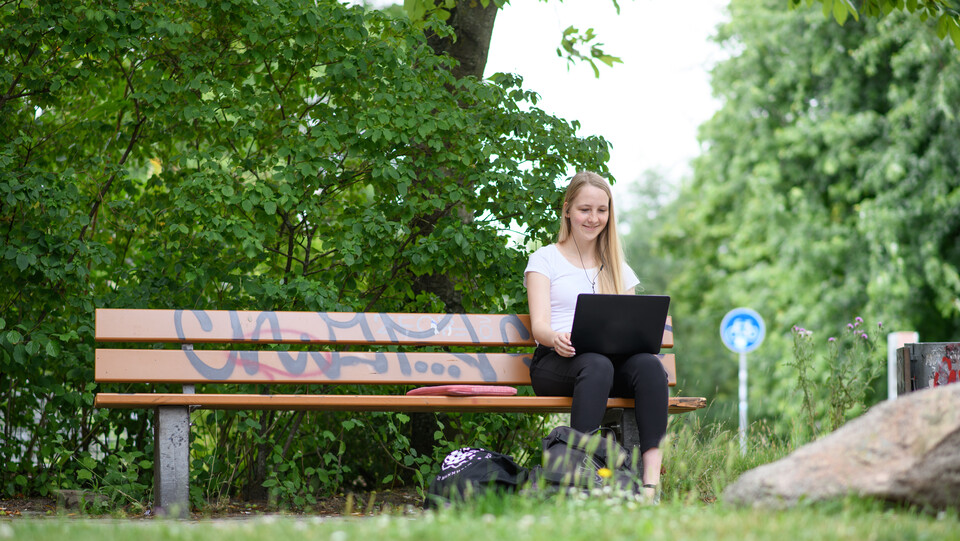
[94,393,707,414]
[95,309,534,346]
[95,349,678,386]
[94,309,674,349]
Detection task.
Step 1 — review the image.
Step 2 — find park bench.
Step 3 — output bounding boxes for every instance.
[94,308,706,516]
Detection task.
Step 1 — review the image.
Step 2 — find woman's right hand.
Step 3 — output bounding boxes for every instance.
[554,331,575,357]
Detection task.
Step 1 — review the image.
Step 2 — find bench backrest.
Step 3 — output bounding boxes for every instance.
[95,309,677,387]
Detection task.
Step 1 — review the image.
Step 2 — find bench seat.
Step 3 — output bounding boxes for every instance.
[96,393,707,413]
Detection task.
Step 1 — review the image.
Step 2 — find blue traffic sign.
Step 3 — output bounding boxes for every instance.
[720,308,765,353]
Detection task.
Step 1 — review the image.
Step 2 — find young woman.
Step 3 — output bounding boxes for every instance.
[524,171,668,500]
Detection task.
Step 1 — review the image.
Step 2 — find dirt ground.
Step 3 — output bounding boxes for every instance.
[0,487,425,519]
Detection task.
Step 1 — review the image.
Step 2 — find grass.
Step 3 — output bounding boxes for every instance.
[5,416,957,541]
[4,496,958,541]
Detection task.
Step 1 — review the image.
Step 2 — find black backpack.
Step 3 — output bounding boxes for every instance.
[426,447,529,508]
[537,426,643,492]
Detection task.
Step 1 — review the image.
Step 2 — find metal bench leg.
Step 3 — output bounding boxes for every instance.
[620,408,640,450]
[601,408,643,471]
[154,406,190,518]
[601,408,640,448]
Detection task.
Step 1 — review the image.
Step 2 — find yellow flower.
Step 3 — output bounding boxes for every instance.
[597,468,612,479]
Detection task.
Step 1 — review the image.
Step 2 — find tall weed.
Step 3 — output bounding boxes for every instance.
[788,317,884,442]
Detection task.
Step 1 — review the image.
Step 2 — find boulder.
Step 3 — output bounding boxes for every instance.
[723,383,960,509]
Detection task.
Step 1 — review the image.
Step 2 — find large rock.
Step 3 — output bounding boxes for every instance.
[724,383,960,509]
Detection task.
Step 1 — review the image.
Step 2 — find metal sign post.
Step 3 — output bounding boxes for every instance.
[738,350,747,454]
[720,308,765,456]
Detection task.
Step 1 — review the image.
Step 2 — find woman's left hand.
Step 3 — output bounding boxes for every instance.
[554,331,575,357]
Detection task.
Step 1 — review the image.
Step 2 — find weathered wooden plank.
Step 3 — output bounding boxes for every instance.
[94,393,706,413]
[95,349,679,386]
[95,309,535,346]
[94,309,674,349]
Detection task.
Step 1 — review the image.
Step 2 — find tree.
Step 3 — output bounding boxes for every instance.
[656,0,960,432]
[404,0,623,80]
[1,0,610,500]
[795,0,960,48]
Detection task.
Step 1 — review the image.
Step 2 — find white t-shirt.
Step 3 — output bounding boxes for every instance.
[523,244,641,334]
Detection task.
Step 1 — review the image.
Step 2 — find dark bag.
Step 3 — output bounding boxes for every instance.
[538,426,642,492]
[426,447,528,508]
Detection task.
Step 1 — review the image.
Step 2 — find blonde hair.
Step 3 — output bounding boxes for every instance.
[557,171,628,295]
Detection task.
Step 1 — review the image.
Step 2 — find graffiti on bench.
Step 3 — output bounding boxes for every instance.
[171,310,531,382]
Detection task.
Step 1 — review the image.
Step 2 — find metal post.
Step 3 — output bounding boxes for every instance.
[738,351,747,456]
[154,406,190,518]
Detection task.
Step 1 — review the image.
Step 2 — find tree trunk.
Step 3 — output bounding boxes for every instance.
[409,2,499,442]
[411,2,499,312]
[425,1,499,79]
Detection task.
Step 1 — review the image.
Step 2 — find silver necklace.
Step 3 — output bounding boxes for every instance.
[572,236,603,293]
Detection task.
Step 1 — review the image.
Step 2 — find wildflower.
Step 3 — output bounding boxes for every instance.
[878,321,883,329]
[861,333,868,339]
[847,323,854,329]
[597,468,613,479]
[828,337,836,342]
[855,317,863,326]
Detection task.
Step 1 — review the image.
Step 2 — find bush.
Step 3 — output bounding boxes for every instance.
[1,0,609,507]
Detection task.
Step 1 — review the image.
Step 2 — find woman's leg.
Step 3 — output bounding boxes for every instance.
[641,447,662,498]
[530,350,614,433]
[611,353,669,493]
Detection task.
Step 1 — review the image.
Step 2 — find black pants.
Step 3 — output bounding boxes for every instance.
[529,345,668,454]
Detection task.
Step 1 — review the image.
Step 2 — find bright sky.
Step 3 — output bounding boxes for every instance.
[484,0,729,202]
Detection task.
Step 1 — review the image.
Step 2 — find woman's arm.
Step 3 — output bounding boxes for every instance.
[526,271,575,357]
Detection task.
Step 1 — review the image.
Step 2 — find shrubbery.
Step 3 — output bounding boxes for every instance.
[0,0,608,508]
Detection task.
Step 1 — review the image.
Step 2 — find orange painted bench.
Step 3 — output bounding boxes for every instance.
[94,308,705,515]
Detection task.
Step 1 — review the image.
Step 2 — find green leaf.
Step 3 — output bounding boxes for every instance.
[937,14,949,38]
[264,201,277,215]
[833,0,849,24]
[6,330,22,345]
[950,20,960,48]
[77,469,93,481]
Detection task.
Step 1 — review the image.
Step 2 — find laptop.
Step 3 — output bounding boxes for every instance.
[570,294,670,355]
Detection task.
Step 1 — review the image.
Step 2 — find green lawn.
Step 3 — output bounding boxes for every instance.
[5,495,958,541]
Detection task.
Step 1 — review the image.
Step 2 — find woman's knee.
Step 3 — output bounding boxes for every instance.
[575,353,615,386]
[623,353,668,385]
